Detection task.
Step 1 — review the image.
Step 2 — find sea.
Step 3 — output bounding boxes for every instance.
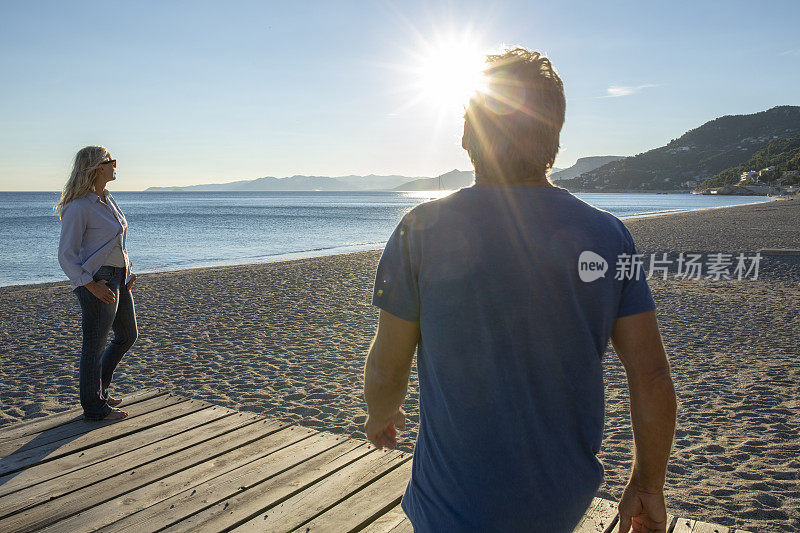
[0,190,775,287]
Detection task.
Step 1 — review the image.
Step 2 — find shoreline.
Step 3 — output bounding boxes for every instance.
[0,198,798,531]
[621,195,779,220]
[0,195,786,292]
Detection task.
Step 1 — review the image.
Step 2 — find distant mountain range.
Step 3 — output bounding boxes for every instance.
[144,167,582,193]
[558,106,800,191]
[393,169,475,190]
[145,174,417,192]
[144,106,800,194]
[550,156,624,181]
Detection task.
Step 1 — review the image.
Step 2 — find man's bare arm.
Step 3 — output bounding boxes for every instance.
[611,309,677,491]
[611,310,677,532]
[363,309,419,448]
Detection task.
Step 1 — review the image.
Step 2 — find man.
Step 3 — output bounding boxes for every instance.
[364,47,676,533]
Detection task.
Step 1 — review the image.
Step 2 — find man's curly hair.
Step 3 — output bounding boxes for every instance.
[463,48,566,185]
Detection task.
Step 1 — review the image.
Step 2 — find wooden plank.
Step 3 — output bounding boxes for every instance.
[296,461,412,532]
[0,393,186,459]
[160,442,376,532]
[574,497,619,533]
[0,396,205,477]
[672,517,730,533]
[385,518,414,533]
[664,513,678,533]
[0,405,236,500]
[41,423,313,532]
[231,449,410,533]
[384,519,414,533]
[0,389,165,443]
[0,397,733,533]
[573,498,676,533]
[14,419,292,533]
[361,503,411,533]
[608,507,675,533]
[101,432,360,532]
[0,409,260,523]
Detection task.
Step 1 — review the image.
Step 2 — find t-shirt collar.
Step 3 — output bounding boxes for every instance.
[471,183,569,193]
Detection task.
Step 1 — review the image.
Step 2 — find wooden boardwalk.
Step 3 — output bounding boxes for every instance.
[0,390,749,532]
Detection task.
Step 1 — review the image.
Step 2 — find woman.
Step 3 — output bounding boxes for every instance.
[56,146,138,421]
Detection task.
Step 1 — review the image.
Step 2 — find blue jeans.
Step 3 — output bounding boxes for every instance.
[74,265,138,420]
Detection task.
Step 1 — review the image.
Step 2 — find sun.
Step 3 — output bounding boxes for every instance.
[410,36,489,112]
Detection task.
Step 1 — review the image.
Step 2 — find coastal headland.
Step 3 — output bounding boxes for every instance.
[0,199,798,532]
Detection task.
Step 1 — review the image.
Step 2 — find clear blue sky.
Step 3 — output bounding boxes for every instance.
[1,0,798,191]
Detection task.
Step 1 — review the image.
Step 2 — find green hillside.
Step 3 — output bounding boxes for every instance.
[698,136,800,189]
[559,106,800,191]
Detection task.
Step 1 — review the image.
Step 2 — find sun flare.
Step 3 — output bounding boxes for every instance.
[411,36,489,111]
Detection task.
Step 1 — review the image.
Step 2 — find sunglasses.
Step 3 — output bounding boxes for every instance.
[101,159,117,168]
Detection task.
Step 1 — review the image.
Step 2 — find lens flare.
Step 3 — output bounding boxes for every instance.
[482,70,526,115]
[411,36,489,112]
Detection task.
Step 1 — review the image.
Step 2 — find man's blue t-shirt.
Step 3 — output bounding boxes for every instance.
[371,184,656,532]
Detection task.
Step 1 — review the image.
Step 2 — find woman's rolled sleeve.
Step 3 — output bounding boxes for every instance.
[58,203,93,289]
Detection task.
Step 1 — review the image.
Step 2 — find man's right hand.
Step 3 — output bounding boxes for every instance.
[365,409,406,450]
[617,482,668,533]
[86,280,115,303]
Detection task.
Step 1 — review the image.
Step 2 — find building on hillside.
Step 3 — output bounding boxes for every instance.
[739,171,758,182]
[758,167,778,180]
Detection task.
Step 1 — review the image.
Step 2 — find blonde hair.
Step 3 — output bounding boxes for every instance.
[54,146,110,217]
[463,47,566,185]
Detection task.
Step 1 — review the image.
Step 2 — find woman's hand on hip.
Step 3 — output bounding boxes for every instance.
[126,273,137,290]
[86,280,116,303]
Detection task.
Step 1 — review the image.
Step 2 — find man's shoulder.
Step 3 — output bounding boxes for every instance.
[549,197,632,255]
[401,186,628,239]
[397,188,479,236]
[399,191,463,229]
[566,195,627,232]
[593,210,631,244]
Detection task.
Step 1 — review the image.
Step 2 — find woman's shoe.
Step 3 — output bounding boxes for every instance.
[86,408,128,421]
[108,397,123,407]
[102,408,128,421]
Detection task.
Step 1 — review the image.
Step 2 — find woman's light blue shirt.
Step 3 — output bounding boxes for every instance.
[58,191,133,290]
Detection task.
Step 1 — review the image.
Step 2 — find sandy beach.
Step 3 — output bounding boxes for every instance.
[0,198,798,532]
